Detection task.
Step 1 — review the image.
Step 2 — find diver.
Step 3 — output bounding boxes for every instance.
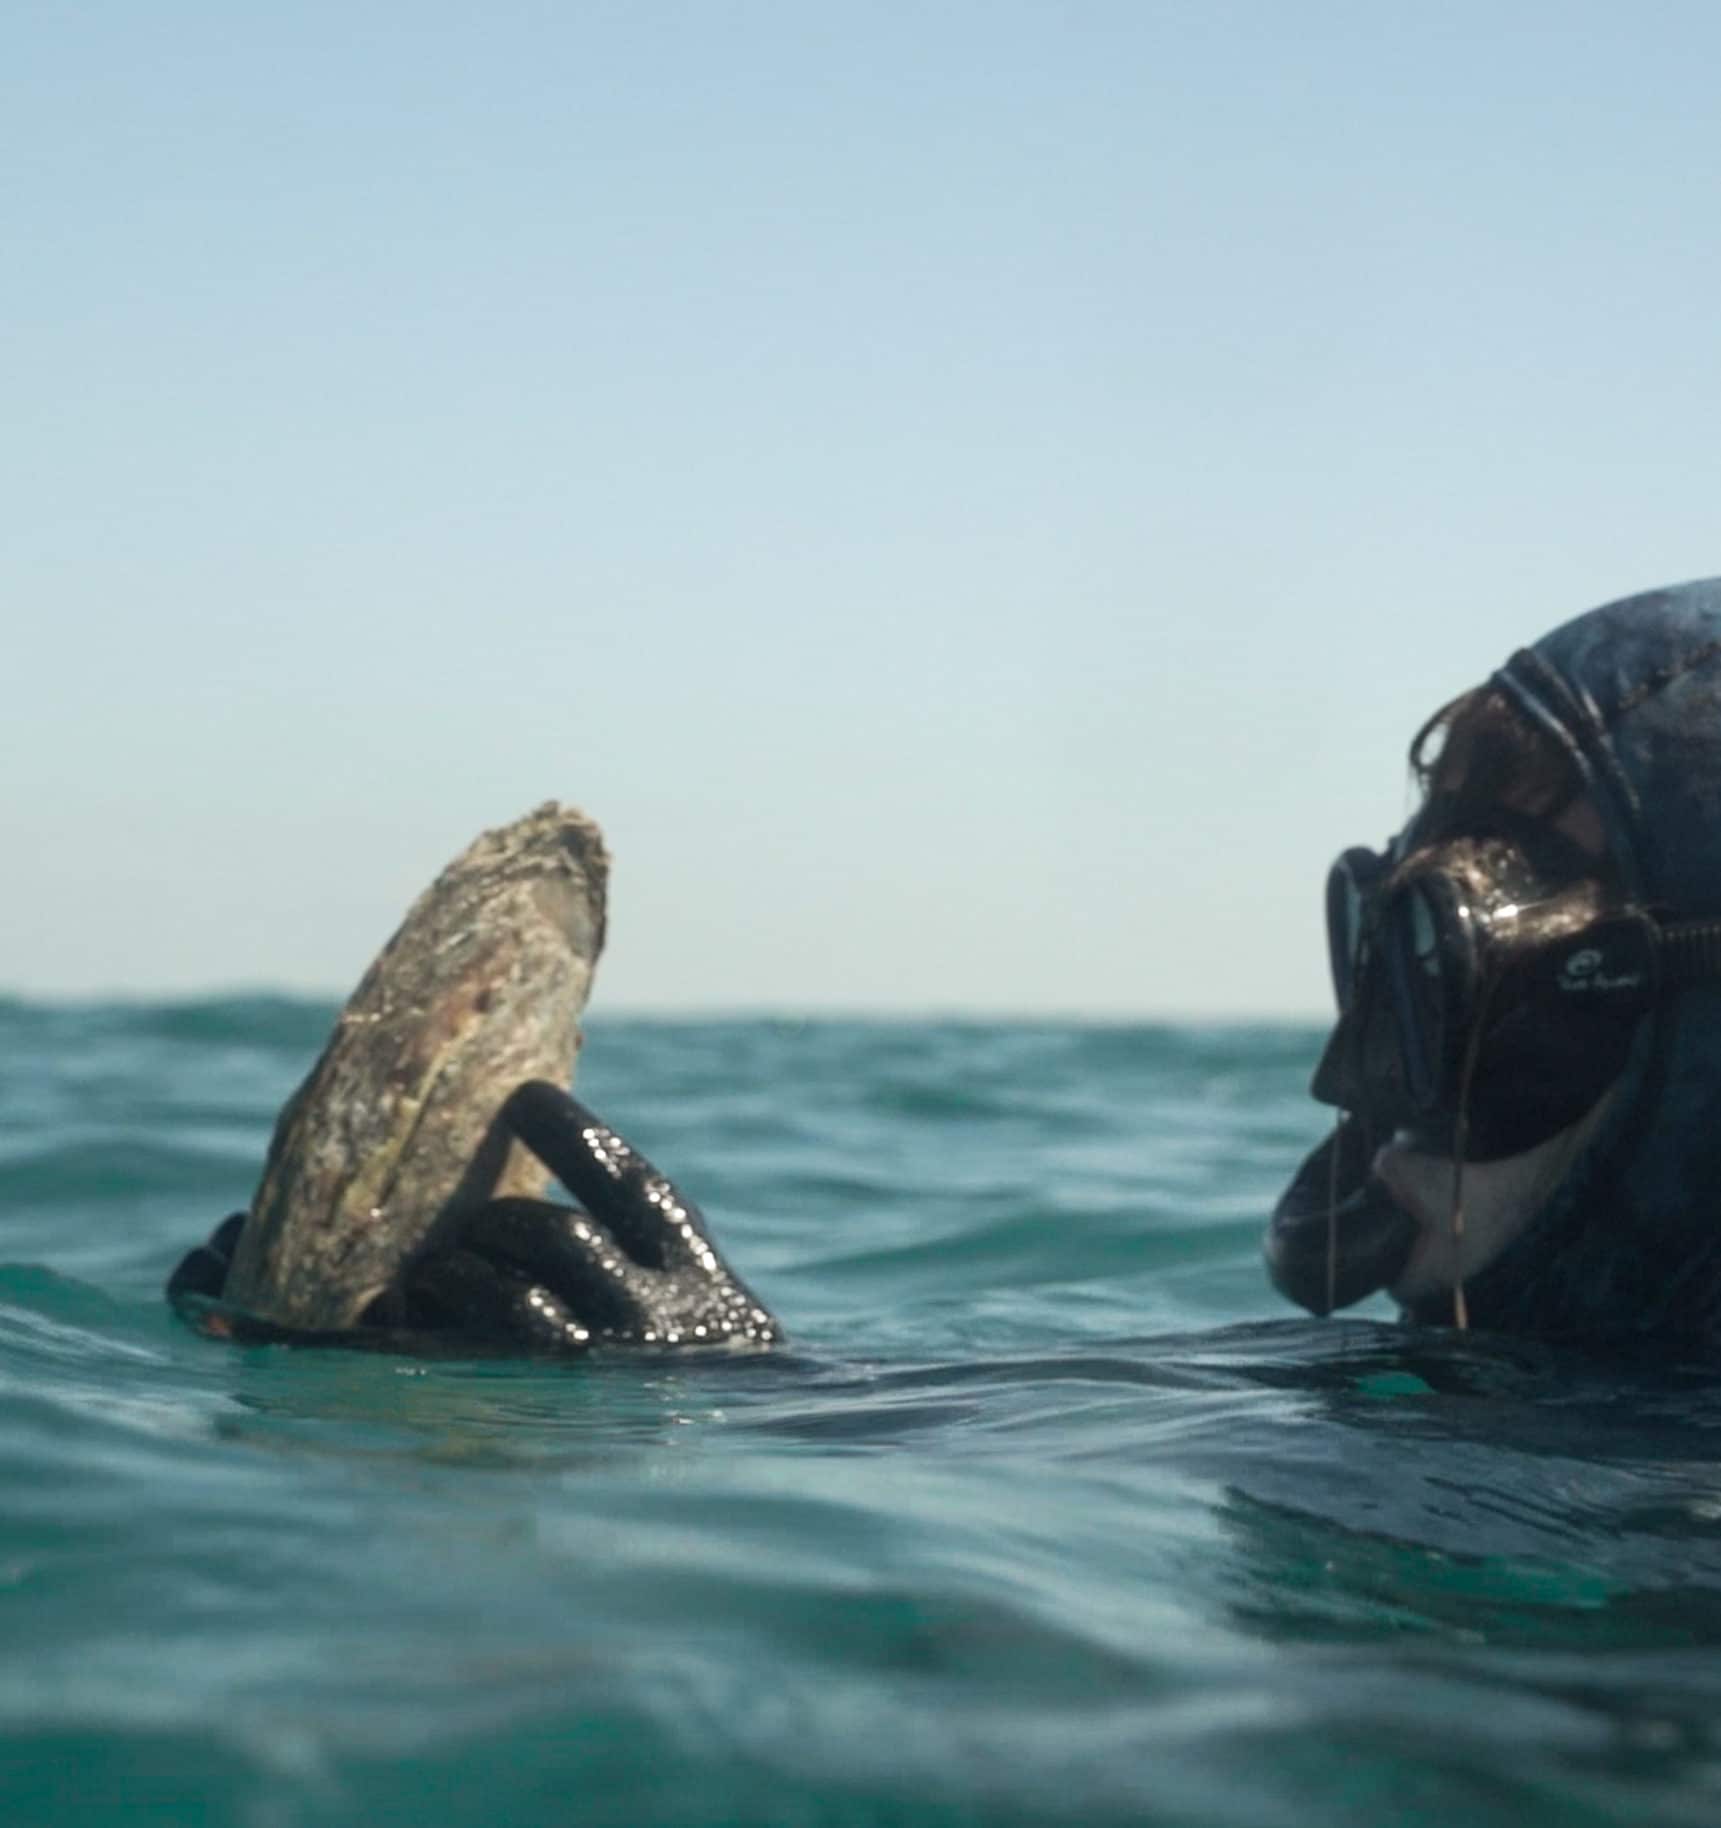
[174,578,1721,1354]
[1267,576,1721,1340]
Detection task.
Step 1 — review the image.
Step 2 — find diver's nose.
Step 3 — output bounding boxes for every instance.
[1310,996,1414,1123]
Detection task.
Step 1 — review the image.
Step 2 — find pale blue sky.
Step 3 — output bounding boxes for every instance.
[5,3,1719,1014]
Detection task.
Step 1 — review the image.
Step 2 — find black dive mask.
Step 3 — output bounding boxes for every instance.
[1312,822,1721,1161]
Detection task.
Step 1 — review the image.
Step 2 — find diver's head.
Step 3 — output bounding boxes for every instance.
[1267,578,1721,1339]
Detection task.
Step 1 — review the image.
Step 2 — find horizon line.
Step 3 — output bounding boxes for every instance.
[0,986,1332,1027]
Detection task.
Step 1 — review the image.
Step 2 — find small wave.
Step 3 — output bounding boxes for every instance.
[0,992,337,1054]
[0,1264,137,1339]
[105,993,339,1051]
[0,1134,254,1202]
[807,1201,1260,1293]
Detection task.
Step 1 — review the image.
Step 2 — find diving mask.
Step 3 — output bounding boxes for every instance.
[1312,824,1721,1160]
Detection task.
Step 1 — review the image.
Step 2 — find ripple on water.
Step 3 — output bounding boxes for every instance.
[2,1007,1720,1827]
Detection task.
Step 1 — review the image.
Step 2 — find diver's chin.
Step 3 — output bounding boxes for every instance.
[1373,1093,1616,1307]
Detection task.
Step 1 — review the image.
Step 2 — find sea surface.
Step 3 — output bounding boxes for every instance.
[4,1001,1721,1827]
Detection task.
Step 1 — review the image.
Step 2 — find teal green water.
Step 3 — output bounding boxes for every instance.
[5,1002,1721,1826]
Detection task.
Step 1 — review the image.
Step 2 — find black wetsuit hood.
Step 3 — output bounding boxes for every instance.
[1273,576,1721,1339]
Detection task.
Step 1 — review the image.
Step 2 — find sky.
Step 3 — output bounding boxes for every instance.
[6,2,1721,1016]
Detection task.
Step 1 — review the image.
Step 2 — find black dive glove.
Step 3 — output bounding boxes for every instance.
[167,1082,781,1354]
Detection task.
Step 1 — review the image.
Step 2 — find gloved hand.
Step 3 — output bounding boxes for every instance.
[167,1082,781,1354]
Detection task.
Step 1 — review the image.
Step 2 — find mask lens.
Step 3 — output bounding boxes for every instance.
[1325,849,1384,1009]
[1387,882,1450,1111]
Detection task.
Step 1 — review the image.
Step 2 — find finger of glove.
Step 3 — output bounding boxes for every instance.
[503,1081,720,1273]
[458,1197,656,1337]
[165,1211,249,1307]
[402,1244,597,1353]
[462,1197,778,1347]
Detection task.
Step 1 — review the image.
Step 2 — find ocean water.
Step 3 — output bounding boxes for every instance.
[5,1002,1721,1827]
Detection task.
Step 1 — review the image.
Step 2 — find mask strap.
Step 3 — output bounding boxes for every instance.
[1494,647,1648,901]
[1658,920,1721,982]
[1445,971,1502,1332]
[1325,1114,1342,1320]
